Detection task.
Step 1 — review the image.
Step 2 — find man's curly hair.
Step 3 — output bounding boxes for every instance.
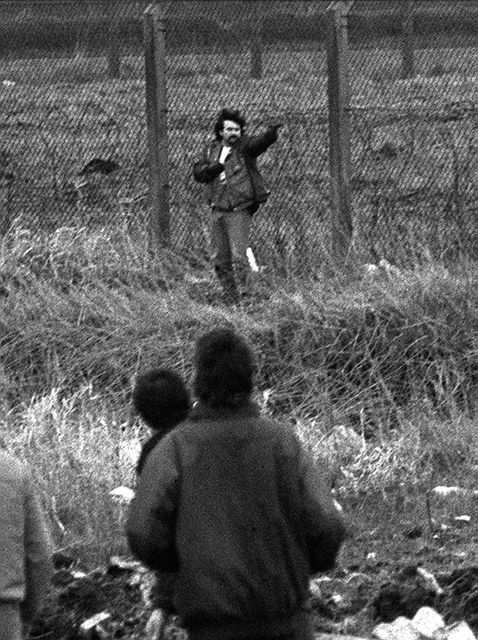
[194,328,255,409]
[214,108,246,140]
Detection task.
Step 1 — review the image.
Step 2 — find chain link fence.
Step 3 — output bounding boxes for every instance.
[347,1,477,263]
[0,1,475,267]
[0,0,149,236]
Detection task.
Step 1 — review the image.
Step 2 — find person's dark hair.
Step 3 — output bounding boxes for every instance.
[133,368,191,431]
[133,368,191,474]
[193,328,255,409]
[214,108,246,140]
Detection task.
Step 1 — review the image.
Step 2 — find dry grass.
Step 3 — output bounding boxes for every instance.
[0,224,476,564]
[0,385,139,564]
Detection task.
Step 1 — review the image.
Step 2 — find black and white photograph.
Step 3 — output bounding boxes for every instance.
[0,2,476,638]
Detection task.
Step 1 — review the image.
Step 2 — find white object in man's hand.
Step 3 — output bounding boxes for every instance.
[333,498,343,513]
[144,609,169,640]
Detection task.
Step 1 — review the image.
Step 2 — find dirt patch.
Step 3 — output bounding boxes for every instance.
[30,518,478,640]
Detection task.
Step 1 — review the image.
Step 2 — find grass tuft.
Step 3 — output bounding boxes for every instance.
[0,225,476,564]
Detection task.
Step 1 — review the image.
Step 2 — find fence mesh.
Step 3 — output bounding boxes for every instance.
[0,1,476,267]
[0,0,149,237]
[347,1,477,263]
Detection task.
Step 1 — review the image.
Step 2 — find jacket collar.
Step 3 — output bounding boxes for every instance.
[208,138,245,156]
[190,400,260,422]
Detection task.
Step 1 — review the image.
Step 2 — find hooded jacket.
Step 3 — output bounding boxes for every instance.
[0,450,53,623]
[127,402,346,640]
[193,126,279,213]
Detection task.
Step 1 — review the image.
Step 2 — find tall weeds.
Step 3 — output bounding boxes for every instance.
[0,224,476,564]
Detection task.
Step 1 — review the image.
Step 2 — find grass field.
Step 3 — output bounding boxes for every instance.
[0,224,476,566]
[0,41,475,266]
[0,222,476,636]
[0,0,476,54]
[0,24,476,633]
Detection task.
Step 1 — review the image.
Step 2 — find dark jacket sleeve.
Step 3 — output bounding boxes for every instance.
[193,161,224,184]
[193,143,224,184]
[21,470,54,624]
[298,447,347,574]
[136,432,163,475]
[243,126,280,158]
[126,433,180,572]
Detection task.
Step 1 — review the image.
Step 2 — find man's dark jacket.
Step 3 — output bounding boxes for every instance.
[127,401,346,640]
[193,126,279,213]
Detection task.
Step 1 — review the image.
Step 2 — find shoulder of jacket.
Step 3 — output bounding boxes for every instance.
[256,417,299,444]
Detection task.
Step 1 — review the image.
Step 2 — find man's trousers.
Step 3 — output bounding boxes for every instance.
[211,208,252,298]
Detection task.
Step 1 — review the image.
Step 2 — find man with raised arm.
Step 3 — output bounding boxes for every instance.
[193,109,282,302]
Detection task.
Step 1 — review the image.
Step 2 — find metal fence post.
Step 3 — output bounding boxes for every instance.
[326,1,353,263]
[143,3,170,248]
[401,1,415,79]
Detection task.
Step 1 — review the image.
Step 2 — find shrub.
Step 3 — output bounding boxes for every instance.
[0,225,476,564]
[1,225,475,424]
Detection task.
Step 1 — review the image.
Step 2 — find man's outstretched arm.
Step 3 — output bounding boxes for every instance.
[244,122,283,157]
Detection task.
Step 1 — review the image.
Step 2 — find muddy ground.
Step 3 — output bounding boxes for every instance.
[30,503,478,640]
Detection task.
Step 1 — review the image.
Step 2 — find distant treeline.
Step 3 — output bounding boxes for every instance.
[0,10,476,55]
